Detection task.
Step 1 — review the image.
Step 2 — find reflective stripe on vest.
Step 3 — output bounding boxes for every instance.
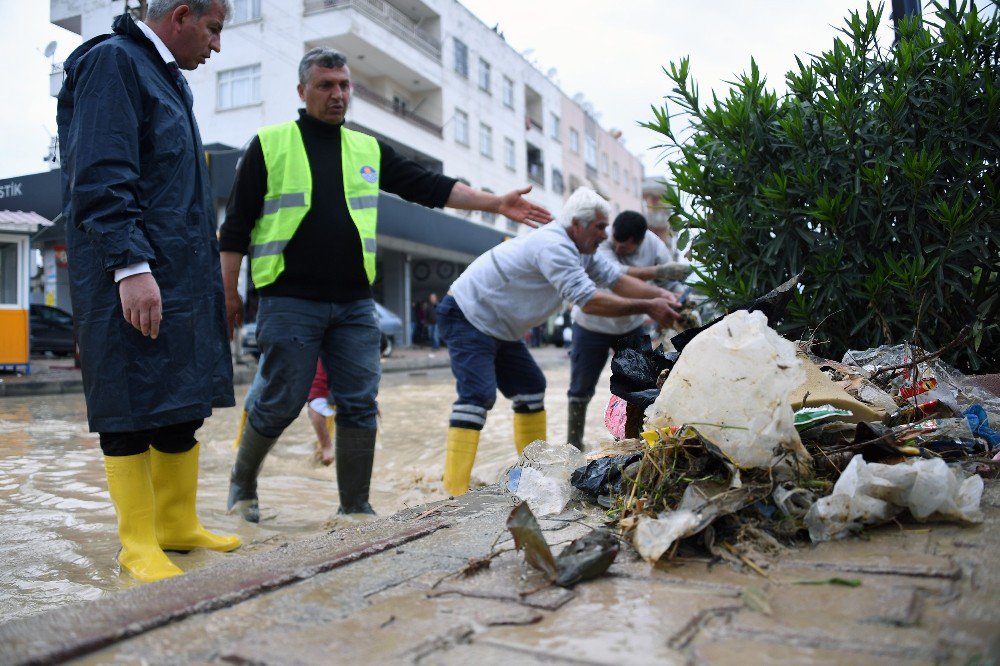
[250,121,381,288]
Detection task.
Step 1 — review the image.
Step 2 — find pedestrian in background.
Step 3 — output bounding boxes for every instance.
[426,292,441,351]
[56,0,240,583]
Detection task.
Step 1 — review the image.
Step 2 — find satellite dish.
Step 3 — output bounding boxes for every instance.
[44,41,58,58]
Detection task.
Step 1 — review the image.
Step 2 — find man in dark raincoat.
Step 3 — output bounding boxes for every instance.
[56,0,240,583]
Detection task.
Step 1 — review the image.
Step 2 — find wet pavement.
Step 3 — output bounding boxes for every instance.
[2,483,998,664]
[2,347,998,663]
[0,345,606,622]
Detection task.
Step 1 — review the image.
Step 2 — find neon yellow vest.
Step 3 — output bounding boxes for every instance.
[250,121,381,288]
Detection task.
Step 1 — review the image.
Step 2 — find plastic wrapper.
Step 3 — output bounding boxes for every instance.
[569,453,643,501]
[604,394,628,440]
[505,440,586,516]
[794,405,852,430]
[645,310,810,472]
[805,456,984,542]
[843,344,1000,423]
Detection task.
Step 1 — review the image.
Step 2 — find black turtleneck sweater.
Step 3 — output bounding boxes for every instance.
[220,110,457,302]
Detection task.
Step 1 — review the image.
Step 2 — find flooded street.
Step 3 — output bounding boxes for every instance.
[0,348,613,622]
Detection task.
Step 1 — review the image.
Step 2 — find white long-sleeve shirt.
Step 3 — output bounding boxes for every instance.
[450,223,624,341]
[572,233,673,335]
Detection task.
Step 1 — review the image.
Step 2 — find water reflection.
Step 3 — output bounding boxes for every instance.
[0,353,612,621]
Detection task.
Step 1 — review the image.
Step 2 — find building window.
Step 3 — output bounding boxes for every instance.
[624,170,631,192]
[230,0,261,23]
[478,59,491,93]
[504,137,516,170]
[584,135,597,167]
[453,38,468,78]
[613,162,620,184]
[502,76,514,109]
[217,64,261,110]
[601,152,610,174]
[0,241,18,304]
[569,128,579,154]
[454,109,469,145]
[479,123,493,158]
[549,113,560,142]
[552,168,565,195]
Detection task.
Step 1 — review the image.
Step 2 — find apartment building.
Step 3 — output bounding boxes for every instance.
[44,0,644,338]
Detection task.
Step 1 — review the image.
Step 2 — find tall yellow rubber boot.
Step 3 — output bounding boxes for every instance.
[150,443,241,553]
[443,427,480,496]
[104,452,183,583]
[513,410,547,455]
[232,409,248,451]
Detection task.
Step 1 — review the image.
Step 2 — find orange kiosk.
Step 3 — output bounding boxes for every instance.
[0,211,52,373]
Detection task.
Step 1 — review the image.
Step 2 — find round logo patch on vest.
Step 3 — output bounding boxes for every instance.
[360,165,378,184]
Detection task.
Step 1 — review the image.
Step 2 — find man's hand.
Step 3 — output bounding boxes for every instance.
[119,272,162,339]
[497,185,553,228]
[220,251,245,341]
[658,288,681,307]
[225,290,244,341]
[645,297,680,328]
[654,262,693,282]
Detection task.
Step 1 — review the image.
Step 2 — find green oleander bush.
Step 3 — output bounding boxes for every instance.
[646,1,999,371]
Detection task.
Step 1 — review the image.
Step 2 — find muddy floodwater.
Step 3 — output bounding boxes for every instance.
[0,350,612,622]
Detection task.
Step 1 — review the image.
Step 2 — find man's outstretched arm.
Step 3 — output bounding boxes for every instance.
[446,183,553,228]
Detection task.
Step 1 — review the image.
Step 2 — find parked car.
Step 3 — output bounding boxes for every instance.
[239,302,404,359]
[374,302,403,358]
[29,304,76,356]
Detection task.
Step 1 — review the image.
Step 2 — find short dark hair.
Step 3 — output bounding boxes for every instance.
[612,211,647,244]
[299,47,348,85]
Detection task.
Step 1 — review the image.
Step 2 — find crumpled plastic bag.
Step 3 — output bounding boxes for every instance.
[605,394,629,440]
[633,481,766,562]
[805,455,984,542]
[645,310,810,472]
[505,440,586,516]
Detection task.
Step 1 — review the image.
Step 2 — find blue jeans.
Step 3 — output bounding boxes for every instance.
[437,295,545,430]
[568,322,645,403]
[426,323,440,350]
[249,296,381,436]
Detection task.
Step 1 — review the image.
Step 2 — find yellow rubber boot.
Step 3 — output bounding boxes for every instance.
[513,410,547,455]
[150,443,241,553]
[443,427,480,496]
[104,453,183,583]
[232,409,248,451]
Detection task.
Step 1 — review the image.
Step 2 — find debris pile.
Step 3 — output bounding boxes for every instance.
[508,279,998,576]
[577,304,998,568]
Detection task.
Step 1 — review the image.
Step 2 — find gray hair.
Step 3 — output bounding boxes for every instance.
[559,187,611,228]
[299,47,349,85]
[146,0,233,22]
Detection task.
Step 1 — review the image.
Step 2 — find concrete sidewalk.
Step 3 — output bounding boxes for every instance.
[2,481,997,664]
[0,346,455,398]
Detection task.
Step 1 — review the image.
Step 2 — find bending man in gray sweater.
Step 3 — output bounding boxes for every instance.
[436,187,680,495]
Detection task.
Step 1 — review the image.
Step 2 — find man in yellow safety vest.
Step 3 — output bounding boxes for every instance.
[219,47,551,522]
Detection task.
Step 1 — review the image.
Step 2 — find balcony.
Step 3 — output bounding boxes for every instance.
[352,83,442,137]
[304,0,441,63]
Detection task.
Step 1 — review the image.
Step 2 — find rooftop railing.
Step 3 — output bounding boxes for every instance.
[304,0,441,63]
